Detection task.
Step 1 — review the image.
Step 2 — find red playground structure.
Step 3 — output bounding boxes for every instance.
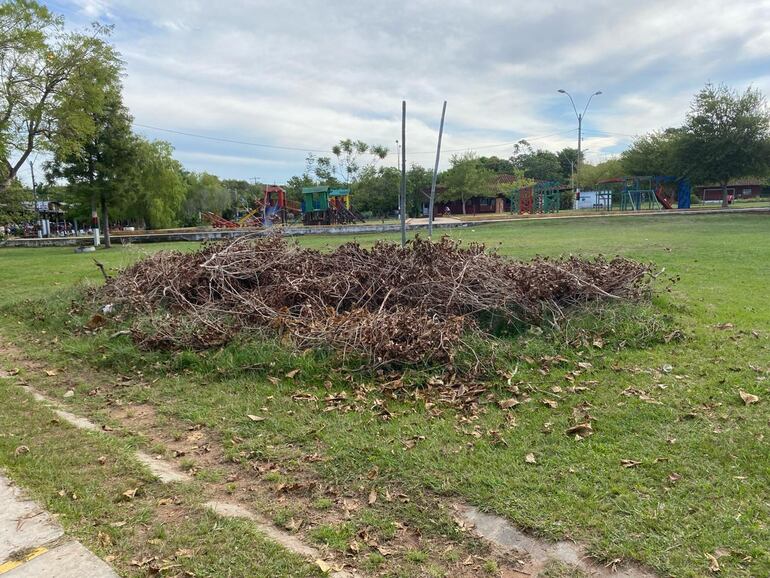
[203,185,301,229]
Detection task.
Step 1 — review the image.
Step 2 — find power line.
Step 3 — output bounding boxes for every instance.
[133,123,331,153]
[134,122,579,157]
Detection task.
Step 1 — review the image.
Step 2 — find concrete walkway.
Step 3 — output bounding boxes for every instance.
[0,474,118,577]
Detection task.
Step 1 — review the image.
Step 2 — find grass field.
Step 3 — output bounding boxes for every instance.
[1,213,769,577]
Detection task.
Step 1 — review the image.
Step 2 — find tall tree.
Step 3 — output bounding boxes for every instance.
[1,1,121,196]
[181,173,231,225]
[556,148,583,182]
[621,128,683,176]
[679,84,770,207]
[440,152,494,214]
[46,86,134,247]
[510,140,563,182]
[121,139,186,229]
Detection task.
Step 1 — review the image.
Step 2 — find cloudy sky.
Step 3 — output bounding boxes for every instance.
[43,0,770,183]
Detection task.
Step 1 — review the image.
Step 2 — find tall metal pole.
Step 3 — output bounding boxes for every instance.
[428,101,447,238]
[399,101,407,246]
[558,89,601,193]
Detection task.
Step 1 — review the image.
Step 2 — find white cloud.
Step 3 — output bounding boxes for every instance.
[53,0,770,180]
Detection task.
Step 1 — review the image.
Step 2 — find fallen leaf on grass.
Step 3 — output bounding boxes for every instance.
[498,398,519,409]
[525,453,537,464]
[565,423,593,438]
[97,455,107,465]
[97,531,112,547]
[14,445,30,457]
[738,390,760,405]
[315,559,332,573]
[542,399,558,409]
[63,389,74,398]
[246,414,266,422]
[121,487,139,500]
[285,369,300,379]
[714,323,734,331]
[44,369,57,377]
[620,459,642,468]
[705,552,720,572]
[368,489,377,505]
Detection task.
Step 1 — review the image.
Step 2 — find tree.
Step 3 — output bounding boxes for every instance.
[221,178,261,218]
[556,148,583,182]
[1,1,121,197]
[679,84,770,207]
[579,159,624,189]
[181,173,231,225]
[510,140,563,182]
[440,152,494,214]
[406,164,432,217]
[121,139,186,229]
[46,85,134,248]
[351,166,400,217]
[305,140,389,188]
[621,128,683,176]
[477,155,514,174]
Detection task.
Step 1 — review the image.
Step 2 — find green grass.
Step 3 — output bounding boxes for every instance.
[2,213,770,577]
[0,384,320,577]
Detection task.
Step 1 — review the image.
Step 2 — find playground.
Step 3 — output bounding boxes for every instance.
[0,213,768,577]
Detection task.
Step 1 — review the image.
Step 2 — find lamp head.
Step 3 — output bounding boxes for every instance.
[558,89,566,93]
[594,91,603,95]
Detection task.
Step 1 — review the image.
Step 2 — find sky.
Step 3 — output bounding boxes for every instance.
[39,0,770,184]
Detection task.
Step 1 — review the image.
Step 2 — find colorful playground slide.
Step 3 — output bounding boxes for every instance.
[654,186,673,209]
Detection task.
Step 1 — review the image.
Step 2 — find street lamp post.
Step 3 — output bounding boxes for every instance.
[557,89,602,193]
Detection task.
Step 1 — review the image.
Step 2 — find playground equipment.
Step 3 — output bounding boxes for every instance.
[301,186,365,226]
[203,185,301,229]
[510,182,562,215]
[596,176,691,211]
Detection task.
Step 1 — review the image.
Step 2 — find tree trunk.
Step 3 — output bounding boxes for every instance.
[100,193,111,248]
[461,194,467,215]
[721,182,729,208]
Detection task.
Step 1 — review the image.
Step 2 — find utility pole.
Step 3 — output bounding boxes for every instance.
[428,101,447,238]
[558,89,602,192]
[399,101,407,247]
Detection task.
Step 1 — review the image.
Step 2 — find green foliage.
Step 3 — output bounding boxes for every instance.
[679,83,770,205]
[477,155,514,174]
[579,158,623,188]
[556,147,582,181]
[621,128,683,176]
[181,172,231,225]
[511,140,563,182]
[439,152,494,213]
[351,165,400,217]
[0,0,122,194]
[0,178,33,223]
[307,139,389,187]
[122,139,187,229]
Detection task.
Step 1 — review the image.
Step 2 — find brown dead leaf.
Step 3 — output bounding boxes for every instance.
[738,390,760,405]
[121,487,139,500]
[368,488,377,505]
[705,552,720,572]
[97,455,107,465]
[285,369,300,379]
[714,323,734,331]
[247,414,266,422]
[525,453,537,464]
[14,445,30,457]
[542,399,558,409]
[315,559,332,573]
[44,369,57,377]
[97,531,112,547]
[565,423,593,438]
[620,459,642,468]
[498,398,520,409]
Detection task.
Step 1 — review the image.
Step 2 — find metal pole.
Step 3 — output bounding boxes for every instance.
[400,101,407,247]
[576,114,582,193]
[428,101,447,238]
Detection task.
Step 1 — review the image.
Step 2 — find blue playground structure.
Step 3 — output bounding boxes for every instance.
[595,176,691,210]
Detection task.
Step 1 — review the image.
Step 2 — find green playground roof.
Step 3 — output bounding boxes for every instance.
[301,186,329,194]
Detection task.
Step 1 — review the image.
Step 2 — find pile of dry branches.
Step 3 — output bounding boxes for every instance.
[99,235,652,365]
